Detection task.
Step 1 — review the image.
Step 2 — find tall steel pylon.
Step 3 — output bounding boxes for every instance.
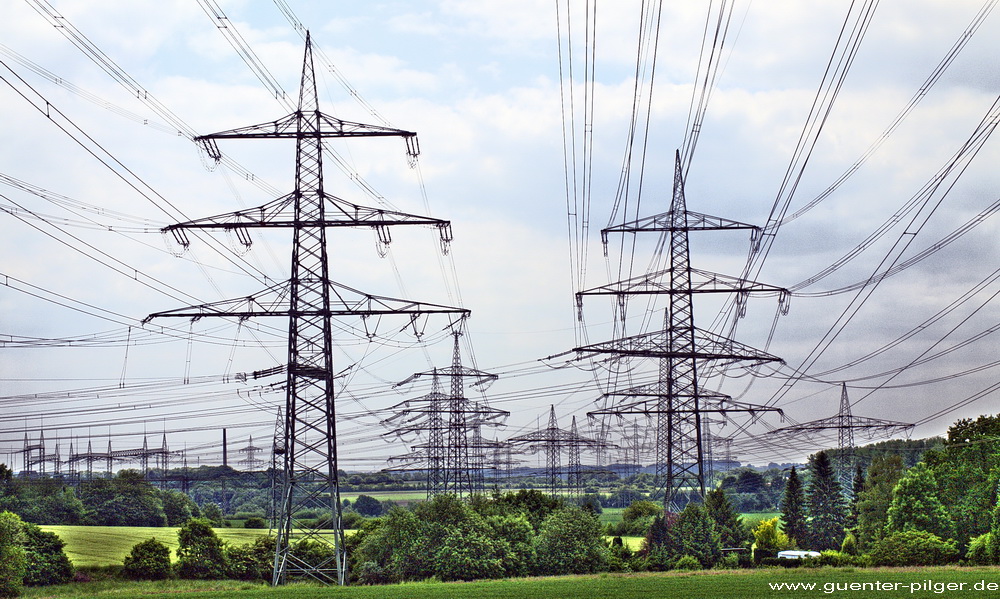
[576,151,787,510]
[385,326,507,497]
[146,33,467,585]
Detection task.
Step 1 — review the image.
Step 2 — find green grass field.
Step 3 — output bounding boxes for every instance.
[21,567,1000,599]
[40,525,273,567]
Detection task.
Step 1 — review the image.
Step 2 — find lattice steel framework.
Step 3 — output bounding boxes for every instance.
[146,33,467,586]
[507,405,607,496]
[577,151,787,510]
[385,328,507,496]
[767,382,913,491]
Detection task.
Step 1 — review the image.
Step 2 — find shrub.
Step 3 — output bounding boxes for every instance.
[840,531,858,556]
[752,517,791,562]
[226,536,275,582]
[122,538,172,581]
[354,561,389,585]
[432,528,504,581]
[673,555,702,571]
[533,507,608,575]
[0,511,26,598]
[243,517,267,529]
[175,519,228,579]
[817,549,870,567]
[966,532,994,565]
[342,510,366,530]
[21,523,73,586]
[868,530,959,566]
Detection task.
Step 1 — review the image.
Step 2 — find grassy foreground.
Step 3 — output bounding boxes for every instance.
[21,567,1000,599]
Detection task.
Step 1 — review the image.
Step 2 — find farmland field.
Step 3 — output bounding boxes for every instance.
[40,525,274,567]
[21,567,1000,599]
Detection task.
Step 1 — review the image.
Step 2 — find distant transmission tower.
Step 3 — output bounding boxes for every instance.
[385,326,507,497]
[767,382,913,490]
[576,152,787,509]
[507,405,606,497]
[146,33,467,586]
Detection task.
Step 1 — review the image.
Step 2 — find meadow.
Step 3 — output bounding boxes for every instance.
[39,525,273,567]
[21,567,1000,599]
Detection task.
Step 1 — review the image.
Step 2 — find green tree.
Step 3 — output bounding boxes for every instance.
[200,502,224,526]
[160,490,199,527]
[854,454,904,550]
[20,523,72,586]
[705,488,750,549]
[353,507,425,582]
[175,518,228,579]
[780,466,807,548]
[122,538,172,581]
[226,536,275,582]
[924,414,1000,546]
[484,513,535,578]
[845,464,865,530]
[0,511,26,598]
[614,499,662,536]
[353,494,384,517]
[806,451,846,550]
[751,516,790,561]
[669,502,721,568]
[533,506,608,575]
[79,471,166,527]
[886,462,955,540]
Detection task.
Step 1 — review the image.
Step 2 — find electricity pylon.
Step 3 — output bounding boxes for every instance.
[576,151,787,510]
[767,382,913,490]
[146,33,467,586]
[385,326,507,496]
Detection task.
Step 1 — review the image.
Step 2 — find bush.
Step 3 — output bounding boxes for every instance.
[0,511,26,598]
[868,530,959,566]
[122,538,172,581]
[21,523,73,586]
[226,536,275,582]
[243,517,267,529]
[966,533,994,565]
[673,555,702,570]
[533,507,609,575]
[175,519,228,579]
[432,528,504,581]
[816,550,870,567]
[354,560,389,585]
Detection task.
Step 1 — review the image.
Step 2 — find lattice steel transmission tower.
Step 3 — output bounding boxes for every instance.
[576,152,787,510]
[507,405,606,496]
[385,327,507,496]
[146,33,467,586]
[767,382,913,490]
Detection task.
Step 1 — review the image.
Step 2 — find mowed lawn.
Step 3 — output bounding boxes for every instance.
[40,525,274,567]
[21,567,1000,599]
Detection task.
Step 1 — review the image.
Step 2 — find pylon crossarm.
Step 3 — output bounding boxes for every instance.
[588,399,782,417]
[195,111,417,142]
[577,267,787,298]
[601,209,758,239]
[145,280,468,322]
[575,327,783,366]
[162,192,451,240]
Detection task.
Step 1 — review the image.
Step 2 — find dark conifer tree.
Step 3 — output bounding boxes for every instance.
[705,487,749,549]
[845,464,866,530]
[806,451,847,550]
[780,466,807,548]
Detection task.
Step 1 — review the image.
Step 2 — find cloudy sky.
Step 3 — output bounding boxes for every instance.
[1,0,999,471]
